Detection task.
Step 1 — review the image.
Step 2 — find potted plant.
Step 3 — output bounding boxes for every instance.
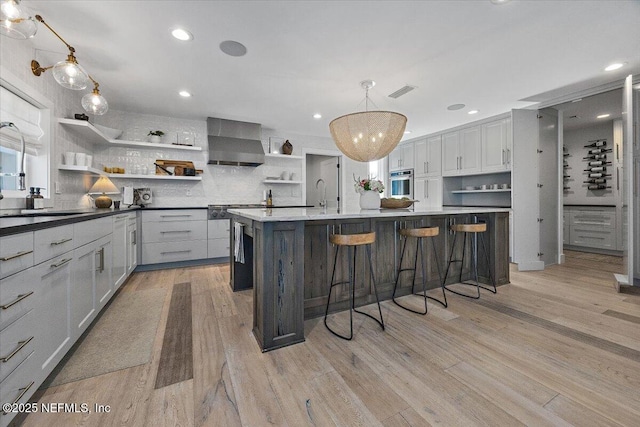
[148,130,165,143]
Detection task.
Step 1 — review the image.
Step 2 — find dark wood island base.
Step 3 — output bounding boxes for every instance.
[230,207,510,352]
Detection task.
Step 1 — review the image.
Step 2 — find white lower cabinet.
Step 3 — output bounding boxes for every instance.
[127,215,138,275]
[208,219,231,258]
[141,209,209,265]
[112,214,128,288]
[0,213,133,427]
[33,252,73,380]
[564,206,618,252]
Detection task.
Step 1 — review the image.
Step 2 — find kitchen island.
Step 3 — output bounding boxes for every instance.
[229,206,510,352]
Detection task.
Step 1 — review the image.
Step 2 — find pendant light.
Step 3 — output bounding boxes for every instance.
[30,15,89,90]
[329,80,407,162]
[81,79,108,115]
[0,0,37,39]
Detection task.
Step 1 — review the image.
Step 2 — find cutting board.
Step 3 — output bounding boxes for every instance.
[155,159,202,176]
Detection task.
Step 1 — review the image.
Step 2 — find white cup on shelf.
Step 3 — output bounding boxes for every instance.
[290,173,296,181]
[75,153,87,167]
[280,171,288,180]
[63,152,76,165]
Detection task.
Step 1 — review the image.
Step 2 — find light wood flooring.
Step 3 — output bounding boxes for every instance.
[18,251,640,426]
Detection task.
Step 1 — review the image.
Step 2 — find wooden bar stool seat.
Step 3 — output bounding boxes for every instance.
[443,222,496,299]
[324,232,384,340]
[392,226,447,315]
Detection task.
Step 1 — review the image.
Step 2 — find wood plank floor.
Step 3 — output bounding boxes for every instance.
[18,250,640,426]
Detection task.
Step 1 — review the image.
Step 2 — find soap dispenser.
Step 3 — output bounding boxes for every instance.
[26,187,35,209]
[34,187,45,209]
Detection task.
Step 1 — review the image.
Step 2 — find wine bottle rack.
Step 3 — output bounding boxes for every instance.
[582,139,610,191]
[563,146,571,192]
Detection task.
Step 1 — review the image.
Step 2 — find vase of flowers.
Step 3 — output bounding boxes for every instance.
[354,176,384,209]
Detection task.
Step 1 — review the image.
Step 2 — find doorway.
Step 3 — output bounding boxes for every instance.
[305,153,341,208]
[550,89,626,276]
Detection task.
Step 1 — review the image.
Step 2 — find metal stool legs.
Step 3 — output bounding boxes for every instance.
[392,235,447,314]
[324,244,385,340]
[443,229,496,299]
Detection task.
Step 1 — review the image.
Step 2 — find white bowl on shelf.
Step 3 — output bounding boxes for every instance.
[464,186,476,190]
[94,124,123,140]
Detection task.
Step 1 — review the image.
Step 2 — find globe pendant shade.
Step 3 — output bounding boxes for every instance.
[82,90,109,115]
[329,110,407,162]
[52,58,89,90]
[0,0,37,39]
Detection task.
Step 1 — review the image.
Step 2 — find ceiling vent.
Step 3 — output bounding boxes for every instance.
[388,85,416,99]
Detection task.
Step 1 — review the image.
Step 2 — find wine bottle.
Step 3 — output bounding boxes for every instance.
[587,148,612,155]
[584,140,607,148]
[582,154,607,160]
[588,173,611,178]
[587,160,612,167]
[585,166,607,172]
[584,178,606,184]
[587,184,610,190]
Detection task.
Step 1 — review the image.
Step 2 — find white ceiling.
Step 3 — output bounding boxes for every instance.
[553,89,622,131]
[22,0,640,139]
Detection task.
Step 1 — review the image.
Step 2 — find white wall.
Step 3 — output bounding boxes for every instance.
[563,122,616,205]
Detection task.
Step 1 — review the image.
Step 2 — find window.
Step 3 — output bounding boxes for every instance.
[0,70,52,206]
[368,158,386,195]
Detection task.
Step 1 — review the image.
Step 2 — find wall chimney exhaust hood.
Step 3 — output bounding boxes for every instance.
[207,117,264,166]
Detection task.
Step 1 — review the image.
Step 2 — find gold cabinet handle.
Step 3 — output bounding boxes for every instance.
[1,336,34,363]
[2,381,34,415]
[50,238,72,246]
[1,291,34,310]
[0,250,33,262]
[50,258,72,269]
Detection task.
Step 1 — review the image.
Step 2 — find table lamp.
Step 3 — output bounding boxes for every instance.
[89,176,119,208]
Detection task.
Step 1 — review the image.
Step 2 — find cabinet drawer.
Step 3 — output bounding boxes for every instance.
[570,226,616,249]
[208,237,230,258]
[143,209,206,222]
[142,240,208,264]
[0,232,34,279]
[571,210,616,228]
[0,266,36,331]
[74,217,112,248]
[208,219,230,239]
[0,352,36,423]
[0,310,35,383]
[34,224,75,264]
[142,220,207,243]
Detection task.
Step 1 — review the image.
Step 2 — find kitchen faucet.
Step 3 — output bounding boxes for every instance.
[316,178,327,208]
[0,122,27,199]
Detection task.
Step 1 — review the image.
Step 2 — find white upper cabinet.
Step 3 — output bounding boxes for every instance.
[482,118,512,172]
[414,176,442,209]
[388,143,415,171]
[442,126,481,176]
[415,136,442,177]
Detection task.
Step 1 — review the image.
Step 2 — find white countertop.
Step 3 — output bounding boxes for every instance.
[228,206,511,222]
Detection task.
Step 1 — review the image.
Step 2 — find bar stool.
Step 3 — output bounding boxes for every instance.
[443,222,496,299]
[392,226,447,314]
[324,232,385,340]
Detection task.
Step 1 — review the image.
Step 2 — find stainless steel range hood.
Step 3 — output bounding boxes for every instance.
[207,117,264,166]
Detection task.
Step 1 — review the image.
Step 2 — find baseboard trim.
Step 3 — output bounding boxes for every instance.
[516,260,545,271]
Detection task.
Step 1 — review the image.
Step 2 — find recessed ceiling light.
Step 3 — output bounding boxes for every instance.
[490,0,511,4]
[447,104,465,111]
[179,90,191,98]
[313,113,322,119]
[571,98,583,103]
[220,40,247,57]
[604,63,624,72]
[404,130,411,134]
[468,110,479,115]
[171,28,193,41]
[597,114,610,119]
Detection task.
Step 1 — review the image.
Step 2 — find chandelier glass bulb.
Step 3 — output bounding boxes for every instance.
[81,88,108,115]
[0,0,37,39]
[52,54,89,90]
